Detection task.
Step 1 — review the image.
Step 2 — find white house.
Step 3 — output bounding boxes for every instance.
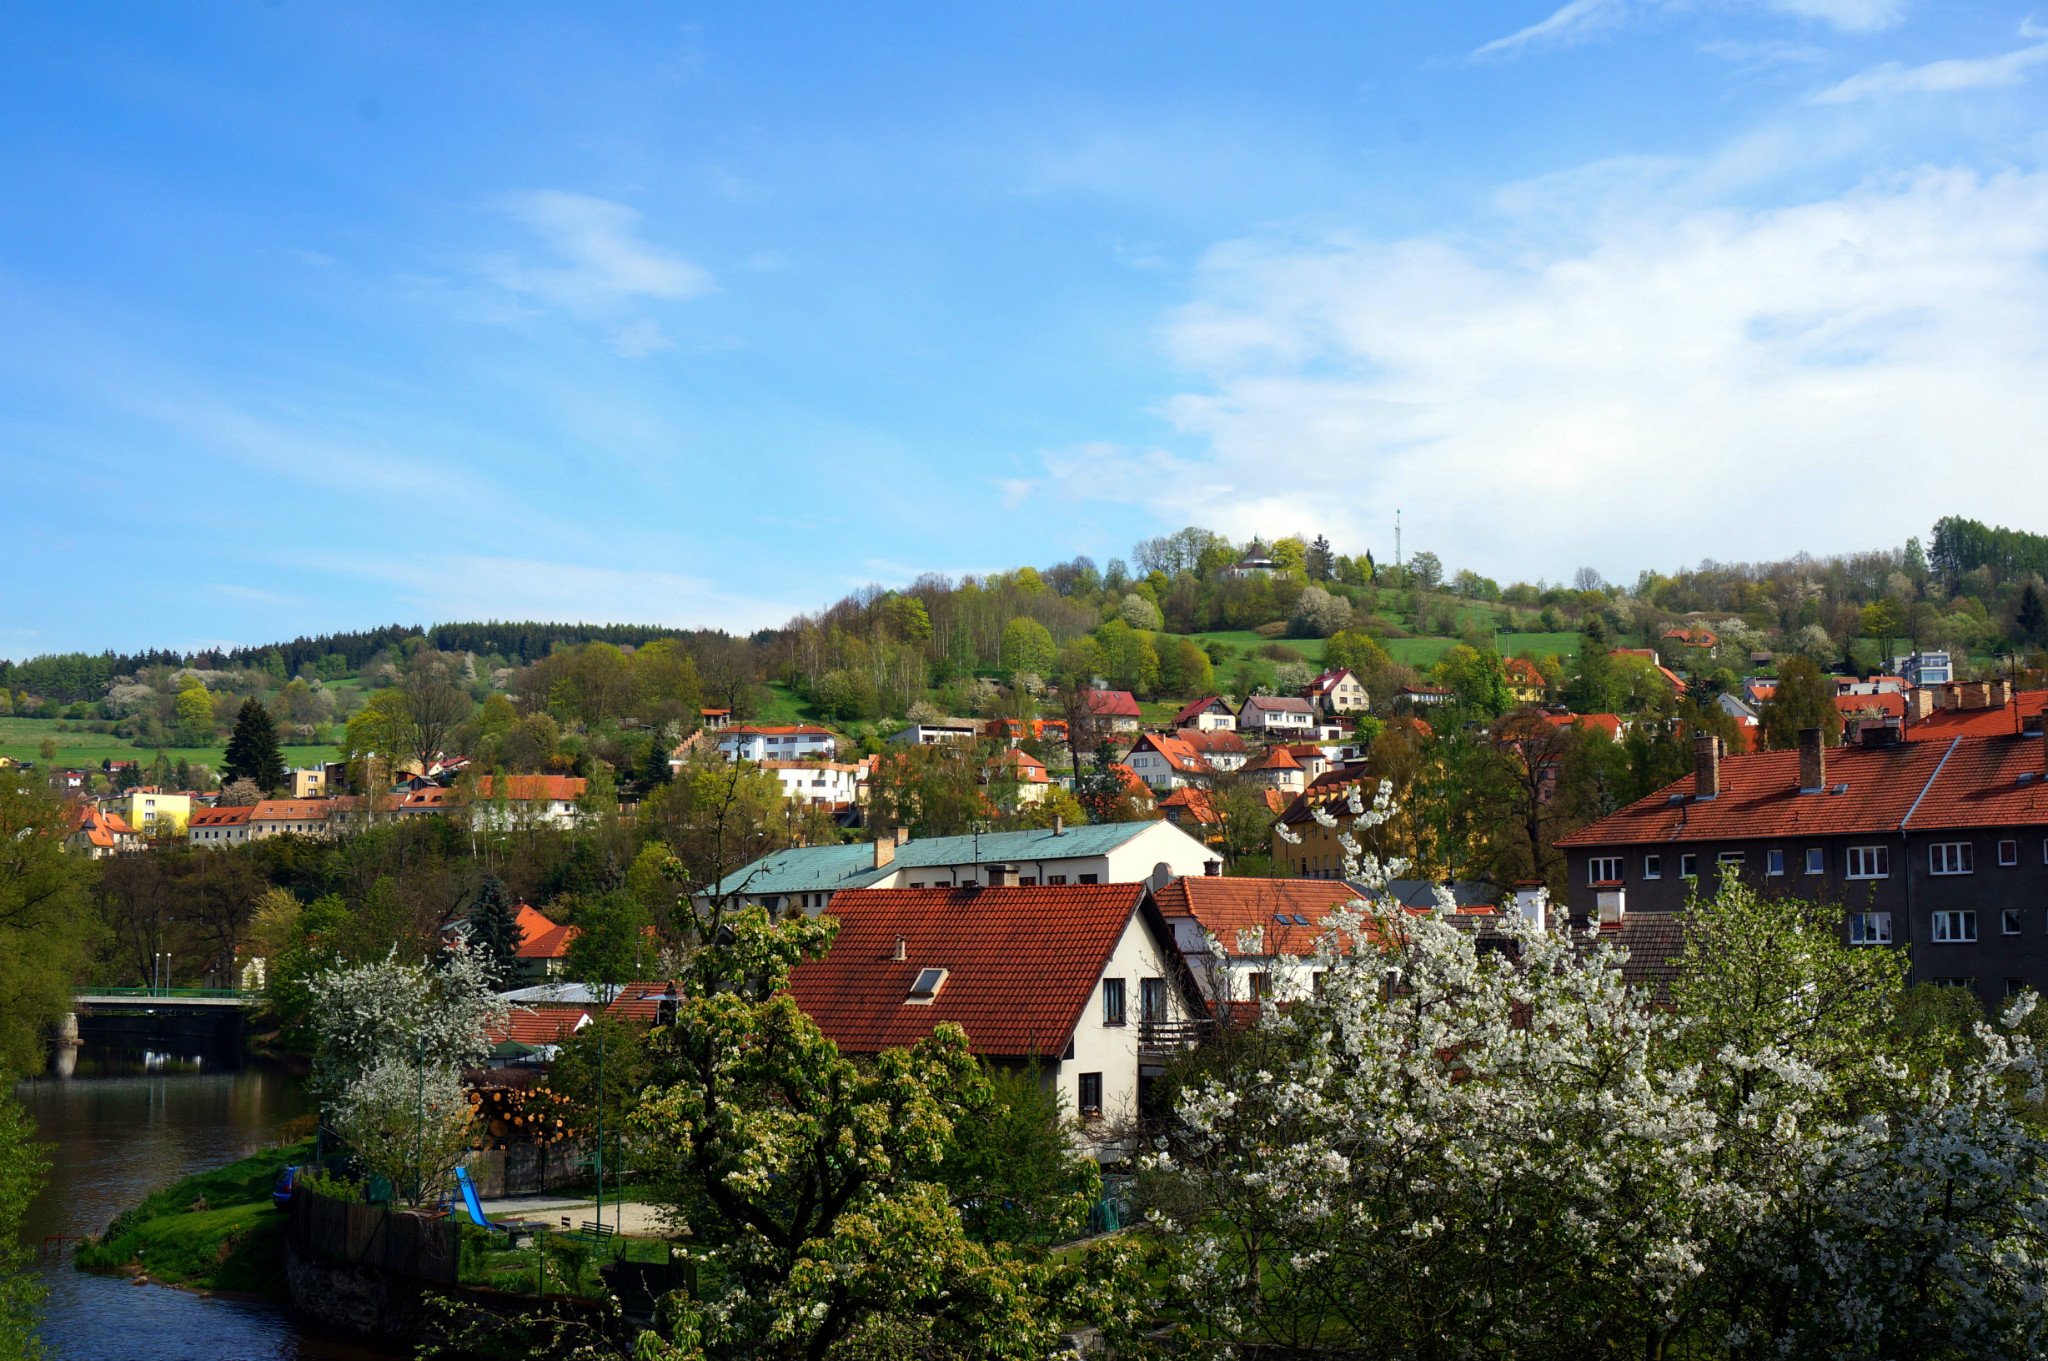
[888,721,979,745]
[761,759,868,808]
[787,883,1207,1148]
[1305,669,1369,715]
[471,775,590,829]
[1153,875,1374,1005]
[701,819,1222,917]
[1173,697,1237,732]
[1238,695,1316,735]
[718,725,838,763]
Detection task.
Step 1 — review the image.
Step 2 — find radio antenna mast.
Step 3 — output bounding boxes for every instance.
[1395,509,1402,569]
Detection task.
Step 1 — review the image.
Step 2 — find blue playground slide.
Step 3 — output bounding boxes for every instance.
[453,1166,502,1232]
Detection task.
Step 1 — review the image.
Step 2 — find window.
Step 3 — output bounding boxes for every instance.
[904,968,949,1003]
[1588,857,1622,884]
[1140,977,1168,1022]
[1718,851,1745,870]
[2005,909,2024,936]
[1930,843,1974,876]
[1643,855,1661,879]
[1047,875,1067,885]
[1767,849,1786,876]
[1932,977,1976,990]
[1806,848,1825,875]
[1849,912,1892,945]
[1311,970,1328,995]
[1846,846,1890,879]
[1078,1072,1102,1118]
[1078,874,1098,885]
[1932,911,1978,943]
[2007,978,2030,998]
[1680,854,1699,878]
[907,882,924,890]
[1248,972,1273,1000]
[1017,876,1038,886]
[2000,839,2019,866]
[1102,978,1127,1026]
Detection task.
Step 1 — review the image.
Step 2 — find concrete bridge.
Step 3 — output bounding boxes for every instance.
[68,988,260,1047]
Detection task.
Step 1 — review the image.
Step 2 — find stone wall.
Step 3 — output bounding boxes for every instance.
[463,1139,592,1198]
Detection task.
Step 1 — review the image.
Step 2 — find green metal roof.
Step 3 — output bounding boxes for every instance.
[706,822,1168,898]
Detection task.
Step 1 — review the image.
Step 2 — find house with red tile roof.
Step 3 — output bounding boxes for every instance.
[786,884,1206,1137]
[1305,669,1369,715]
[1662,627,1718,649]
[1173,697,1237,732]
[1539,711,1623,741]
[1123,733,1212,790]
[487,1006,591,1058]
[1241,745,1305,794]
[1152,876,1376,1005]
[512,903,580,982]
[1904,684,2043,738]
[472,775,591,829]
[1156,786,1290,839]
[67,805,139,858]
[1504,657,1548,705]
[189,805,254,848]
[1083,689,1143,734]
[1238,695,1316,735]
[1557,728,2048,1007]
[1181,729,1248,769]
[1613,649,1686,692]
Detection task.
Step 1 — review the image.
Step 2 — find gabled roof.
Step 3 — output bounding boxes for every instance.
[1182,729,1248,757]
[1084,690,1142,718]
[1541,712,1623,740]
[604,980,683,1024]
[1243,747,1302,772]
[512,904,579,959]
[1835,693,1906,719]
[489,1007,590,1046]
[1503,658,1546,687]
[1173,696,1233,724]
[1127,732,1211,775]
[476,775,588,802]
[251,799,337,822]
[786,884,1167,1055]
[190,806,254,828]
[1307,669,1359,696]
[1152,876,1371,956]
[1556,734,2048,848]
[1277,768,1378,825]
[707,820,1189,897]
[1241,695,1314,713]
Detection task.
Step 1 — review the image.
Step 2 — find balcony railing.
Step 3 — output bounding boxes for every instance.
[1137,1019,1212,1054]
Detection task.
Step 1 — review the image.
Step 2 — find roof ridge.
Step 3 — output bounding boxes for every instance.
[1899,736,1962,830]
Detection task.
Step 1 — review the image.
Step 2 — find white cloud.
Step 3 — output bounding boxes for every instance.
[1478,0,1906,57]
[1811,33,2048,102]
[1047,166,2048,582]
[609,318,677,358]
[488,190,713,313]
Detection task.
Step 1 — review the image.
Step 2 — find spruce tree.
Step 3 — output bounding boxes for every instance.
[221,697,285,792]
[2018,585,2047,647]
[465,876,523,986]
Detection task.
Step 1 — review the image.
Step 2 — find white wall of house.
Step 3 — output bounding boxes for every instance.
[719,730,837,762]
[764,762,865,805]
[1239,703,1314,733]
[1184,711,1236,731]
[1050,912,1194,1139]
[1166,917,1325,1003]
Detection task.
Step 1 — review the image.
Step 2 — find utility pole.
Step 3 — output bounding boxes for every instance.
[1395,510,1402,571]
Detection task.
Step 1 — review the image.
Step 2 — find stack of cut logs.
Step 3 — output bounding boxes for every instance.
[468,1084,580,1150]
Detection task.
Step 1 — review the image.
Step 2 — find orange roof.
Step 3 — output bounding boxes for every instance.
[512,904,580,959]
[475,775,588,802]
[1084,690,1143,718]
[1557,733,2048,848]
[1504,657,1546,687]
[1182,729,1247,758]
[1152,876,1373,957]
[786,885,1168,1056]
[1540,712,1623,740]
[251,799,335,821]
[1127,732,1211,776]
[1906,690,2048,741]
[998,749,1050,782]
[400,786,460,809]
[1834,693,1906,719]
[1244,747,1301,772]
[189,806,254,828]
[603,980,683,1024]
[489,1007,590,1046]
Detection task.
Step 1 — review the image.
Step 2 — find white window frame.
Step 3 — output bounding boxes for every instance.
[2004,908,2024,936]
[1805,848,1825,875]
[1999,839,2018,866]
[1931,910,1978,943]
[1680,853,1698,878]
[1848,911,1892,946]
[1643,854,1661,880]
[1588,857,1623,885]
[1929,842,1974,876]
[1766,849,1785,876]
[1846,846,1890,880]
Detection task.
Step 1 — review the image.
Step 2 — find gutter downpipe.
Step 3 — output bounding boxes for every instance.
[1897,738,1962,987]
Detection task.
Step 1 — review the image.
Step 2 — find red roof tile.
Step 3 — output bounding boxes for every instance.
[603,980,683,1024]
[786,885,1159,1056]
[1173,697,1233,725]
[1906,690,2048,741]
[511,904,580,959]
[1152,876,1374,956]
[490,1007,591,1046]
[476,775,588,802]
[1084,690,1142,718]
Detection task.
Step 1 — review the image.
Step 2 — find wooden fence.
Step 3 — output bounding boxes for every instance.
[289,1186,461,1283]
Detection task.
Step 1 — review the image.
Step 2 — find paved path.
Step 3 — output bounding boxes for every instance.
[478,1195,671,1236]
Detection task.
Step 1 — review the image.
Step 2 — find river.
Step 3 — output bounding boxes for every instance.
[14,1042,399,1361]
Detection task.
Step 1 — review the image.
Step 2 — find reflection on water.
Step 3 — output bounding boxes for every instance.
[14,1043,400,1360]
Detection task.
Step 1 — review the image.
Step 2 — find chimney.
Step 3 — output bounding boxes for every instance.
[1798,726,1826,793]
[1052,815,1065,836]
[894,826,910,847]
[1993,679,2013,709]
[873,835,895,870]
[892,935,907,962]
[984,865,1008,888]
[1204,859,1223,877]
[1907,688,1935,722]
[1596,885,1626,927]
[1693,734,1720,800]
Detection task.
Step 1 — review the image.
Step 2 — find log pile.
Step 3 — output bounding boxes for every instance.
[467,1084,580,1151]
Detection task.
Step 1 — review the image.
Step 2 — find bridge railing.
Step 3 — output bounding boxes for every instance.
[77,987,253,1000]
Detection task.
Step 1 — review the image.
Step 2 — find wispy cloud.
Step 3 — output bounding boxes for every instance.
[608,318,677,359]
[1811,26,2048,102]
[1477,0,1906,58]
[1072,165,2048,580]
[487,190,713,314]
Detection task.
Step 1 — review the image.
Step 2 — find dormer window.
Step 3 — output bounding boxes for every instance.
[904,967,948,1004]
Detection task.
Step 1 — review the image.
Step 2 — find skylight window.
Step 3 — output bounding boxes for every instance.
[904,967,949,1004]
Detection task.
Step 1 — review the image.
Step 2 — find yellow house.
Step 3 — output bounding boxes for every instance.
[104,789,192,837]
[288,767,327,798]
[1504,657,1548,707]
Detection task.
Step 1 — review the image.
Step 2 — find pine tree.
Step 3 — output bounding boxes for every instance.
[465,877,523,986]
[2018,585,2047,646]
[221,697,285,792]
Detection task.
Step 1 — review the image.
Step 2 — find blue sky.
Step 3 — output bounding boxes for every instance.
[7,2,2048,655]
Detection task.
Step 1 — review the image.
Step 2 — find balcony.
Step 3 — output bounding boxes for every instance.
[1137,1018,1212,1055]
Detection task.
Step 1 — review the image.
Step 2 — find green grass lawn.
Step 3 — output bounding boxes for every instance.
[77,1137,313,1298]
[1384,631,1583,668]
[0,716,338,774]
[1185,630,1327,664]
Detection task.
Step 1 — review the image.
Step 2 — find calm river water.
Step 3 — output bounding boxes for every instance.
[14,1043,399,1361]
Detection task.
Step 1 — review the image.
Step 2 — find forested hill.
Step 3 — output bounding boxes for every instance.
[0,620,741,704]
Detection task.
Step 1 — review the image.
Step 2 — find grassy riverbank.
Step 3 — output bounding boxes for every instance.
[76,1137,314,1299]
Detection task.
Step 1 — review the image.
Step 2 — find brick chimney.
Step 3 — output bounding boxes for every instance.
[984,865,1008,888]
[1906,688,1935,722]
[1693,733,1720,800]
[895,826,910,847]
[873,835,895,870]
[1798,726,1826,793]
[1993,679,2013,708]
